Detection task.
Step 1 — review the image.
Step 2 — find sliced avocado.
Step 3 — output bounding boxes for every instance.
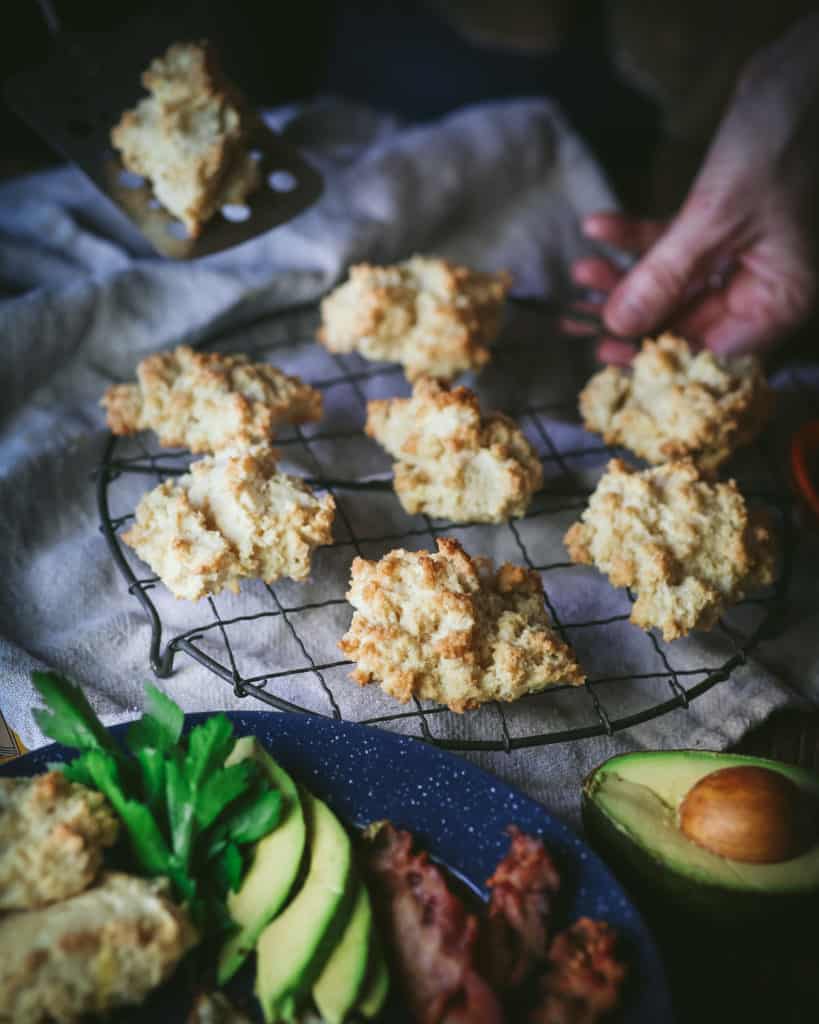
[582,750,819,920]
[356,940,389,1020]
[217,737,307,984]
[312,883,372,1024]
[256,791,355,1023]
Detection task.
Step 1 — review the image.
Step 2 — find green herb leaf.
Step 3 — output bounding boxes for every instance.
[56,757,95,787]
[136,747,166,811]
[75,749,173,875]
[165,757,197,866]
[68,749,123,803]
[200,777,276,858]
[195,761,257,830]
[204,835,228,861]
[212,841,244,895]
[32,671,116,753]
[197,891,233,935]
[168,858,197,904]
[185,714,236,787]
[222,788,282,845]
[117,801,175,876]
[126,684,184,754]
[210,898,234,933]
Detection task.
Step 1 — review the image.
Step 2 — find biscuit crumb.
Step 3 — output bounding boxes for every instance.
[366,377,542,522]
[564,458,776,640]
[111,40,260,236]
[102,345,321,453]
[122,444,334,600]
[318,256,512,381]
[579,334,773,470]
[339,537,584,712]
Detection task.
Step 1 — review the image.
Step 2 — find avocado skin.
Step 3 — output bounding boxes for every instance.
[582,750,819,927]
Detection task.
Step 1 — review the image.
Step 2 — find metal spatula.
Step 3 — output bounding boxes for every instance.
[3,3,323,259]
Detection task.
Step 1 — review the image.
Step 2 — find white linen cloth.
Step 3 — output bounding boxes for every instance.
[1,98,817,822]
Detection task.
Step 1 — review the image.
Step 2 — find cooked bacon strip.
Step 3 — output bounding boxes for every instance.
[478,826,561,991]
[528,918,626,1024]
[363,822,505,1024]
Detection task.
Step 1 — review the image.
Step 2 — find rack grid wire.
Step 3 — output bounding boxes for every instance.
[96,298,795,751]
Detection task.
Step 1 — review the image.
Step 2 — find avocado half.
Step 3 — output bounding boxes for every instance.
[582,750,819,923]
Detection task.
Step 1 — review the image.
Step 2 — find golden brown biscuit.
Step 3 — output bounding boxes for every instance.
[339,537,584,712]
[102,345,322,453]
[122,444,335,600]
[0,773,118,911]
[318,256,512,381]
[111,40,260,236]
[564,458,776,641]
[579,334,773,470]
[366,377,542,522]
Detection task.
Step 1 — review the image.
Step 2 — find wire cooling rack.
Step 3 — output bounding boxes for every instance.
[96,298,795,751]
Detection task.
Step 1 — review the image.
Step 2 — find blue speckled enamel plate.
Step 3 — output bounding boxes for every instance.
[3,712,673,1022]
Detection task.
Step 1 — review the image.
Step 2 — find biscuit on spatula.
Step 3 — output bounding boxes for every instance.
[111,40,260,237]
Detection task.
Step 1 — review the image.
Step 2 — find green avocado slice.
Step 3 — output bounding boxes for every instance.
[217,737,307,984]
[356,940,389,1020]
[312,883,372,1024]
[582,750,819,919]
[256,791,355,1023]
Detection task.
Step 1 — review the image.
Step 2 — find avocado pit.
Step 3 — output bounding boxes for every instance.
[679,765,814,864]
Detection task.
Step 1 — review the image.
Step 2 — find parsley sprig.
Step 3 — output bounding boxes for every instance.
[32,671,281,933]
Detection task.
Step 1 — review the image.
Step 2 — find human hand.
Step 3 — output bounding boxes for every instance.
[567,15,819,366]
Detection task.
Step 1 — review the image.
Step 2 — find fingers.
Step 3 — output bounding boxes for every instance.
[571,258,622,293]
[596,339,638,365]
[706,320,781,356]
[559,288,638,363]
[671,293,724,347]
[582,213,665,254]
[601,212,719,337]
[580,211,698,337]
[670,254,815,356]
[559,299,605,337]
[701,267,812,355]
